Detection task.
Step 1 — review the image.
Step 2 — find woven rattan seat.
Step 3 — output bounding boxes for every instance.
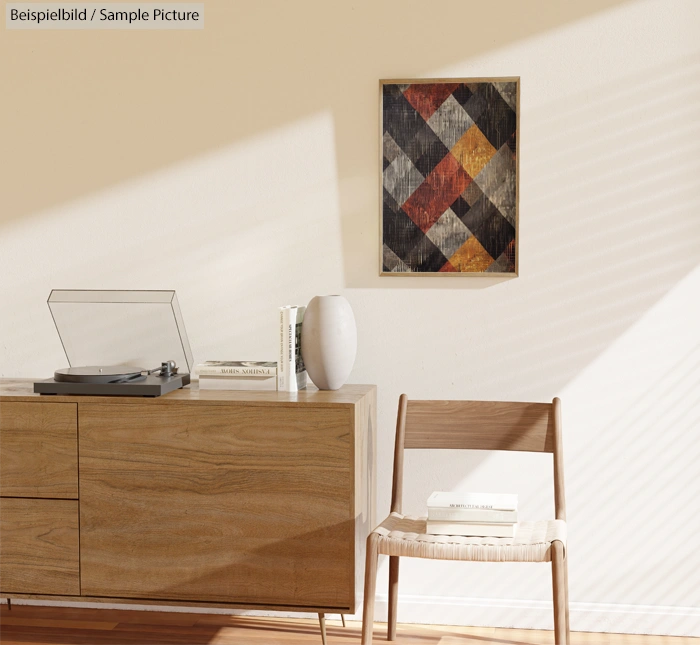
[373,512,566,563]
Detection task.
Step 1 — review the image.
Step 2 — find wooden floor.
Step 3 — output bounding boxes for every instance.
[0,605,697,645]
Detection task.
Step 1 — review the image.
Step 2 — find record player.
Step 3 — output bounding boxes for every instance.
[34,290,193,397]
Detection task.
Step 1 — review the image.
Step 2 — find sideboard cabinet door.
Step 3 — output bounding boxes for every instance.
[0,402,78,498]
[0,498,80,595]
[79,403,355,609]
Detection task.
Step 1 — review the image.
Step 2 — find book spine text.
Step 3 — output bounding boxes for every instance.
[197,367,276,376]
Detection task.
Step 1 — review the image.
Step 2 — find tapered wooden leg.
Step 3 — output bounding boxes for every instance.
[551,540,569,645]
[361,533,379,645]
[388,555,399,640]
[318,613,327,645]
[7,598,11,611]
[340,614,346,627]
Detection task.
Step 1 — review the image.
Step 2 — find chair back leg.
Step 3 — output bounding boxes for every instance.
[563,550,570,644]
[388,556,400,640]
[362,533,380,645]
[551,540,570,645]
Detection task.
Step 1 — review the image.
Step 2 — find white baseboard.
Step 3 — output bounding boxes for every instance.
[4,595,700,637]
[369,593,700,638]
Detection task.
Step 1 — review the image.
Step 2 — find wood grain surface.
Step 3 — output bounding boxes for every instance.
[78,402,356,608]
[1,593,350,613]
[353,386,376,610]
[0,498,79,595]
[0,402,78,498]
[404,399,554,452]
[0,379,374,408]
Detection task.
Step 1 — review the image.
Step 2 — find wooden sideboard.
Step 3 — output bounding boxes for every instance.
[0,380,376,615]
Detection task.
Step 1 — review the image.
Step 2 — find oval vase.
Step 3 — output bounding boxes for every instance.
[301,295,357,390]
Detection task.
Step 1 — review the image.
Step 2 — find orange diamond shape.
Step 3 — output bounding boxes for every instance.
[448,235,494,272]
[451,125,497,179]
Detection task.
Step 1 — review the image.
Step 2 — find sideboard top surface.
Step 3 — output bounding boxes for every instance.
[0,379,375,408]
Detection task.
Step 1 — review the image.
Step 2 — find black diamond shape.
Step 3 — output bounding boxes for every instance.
[404,235,448,273]
[462,193,497,232]
[413,138,449,177]
[464,196,515,260]
[383,187,400,214]
[399,121,445,169]
[450,196,471,221]
[474,84,517,151]
[461,92,488,123]
[451,84,473,107]
[383,85,450,170]
[383,156,391,171]
[383,195,424,263]
[507,131,517,153]
[383,87,426,152]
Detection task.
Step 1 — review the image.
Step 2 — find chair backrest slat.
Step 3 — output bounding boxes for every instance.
[404,400,554,453]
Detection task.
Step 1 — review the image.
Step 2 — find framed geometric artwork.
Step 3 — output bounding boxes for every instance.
[380,78,519,276]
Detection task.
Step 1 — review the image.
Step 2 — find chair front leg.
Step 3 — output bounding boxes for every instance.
[551,540,569,645]
[388,556,399,640]
[362,533,380,645]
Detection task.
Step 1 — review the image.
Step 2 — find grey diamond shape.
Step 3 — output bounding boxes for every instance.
[493,81,517,112]
[383,131,402,164]
[383,244,410,272]
[383,148,424,207]
[427,94,474,151]
[425,208,473,260]
[473,145,516,226]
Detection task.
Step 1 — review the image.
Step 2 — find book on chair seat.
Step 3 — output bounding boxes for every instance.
[428,491,518,511]
[427,492,518,537]
[427,507,518,523]
[426,521,518,538]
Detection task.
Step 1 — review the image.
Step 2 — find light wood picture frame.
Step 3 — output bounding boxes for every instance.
[380,78,520,277]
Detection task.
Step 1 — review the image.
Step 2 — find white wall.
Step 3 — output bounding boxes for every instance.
[1,0,699,636]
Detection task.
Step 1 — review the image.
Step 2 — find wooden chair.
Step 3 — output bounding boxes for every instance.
[361,395,569,645]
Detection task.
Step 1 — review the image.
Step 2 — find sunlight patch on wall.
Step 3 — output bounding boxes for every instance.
[560,263,700,608]
[0,111,342,377]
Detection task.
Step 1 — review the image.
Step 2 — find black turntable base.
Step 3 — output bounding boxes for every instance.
[34,363,190,397]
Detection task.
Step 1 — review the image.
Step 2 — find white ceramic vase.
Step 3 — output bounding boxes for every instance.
[301,295,357,391]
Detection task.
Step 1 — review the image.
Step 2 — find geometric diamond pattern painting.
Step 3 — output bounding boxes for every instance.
[381,78,519,275]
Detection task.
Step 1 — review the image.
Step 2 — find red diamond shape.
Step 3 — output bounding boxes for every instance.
[402,154,472,233]
[404,83,460,121]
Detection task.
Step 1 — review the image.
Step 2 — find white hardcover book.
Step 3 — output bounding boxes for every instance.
[278,307,290,391]
[196,361,277,377]
[198,376,277,391]
[428,491,518,511]
[427,507,518,523]
[278,305,307,392]
[425,521,518,538]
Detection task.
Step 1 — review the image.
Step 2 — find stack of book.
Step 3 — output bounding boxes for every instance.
[426,491,518,537]
[196,304,309,393]
[196,361,278,390]
[278,305,307,392]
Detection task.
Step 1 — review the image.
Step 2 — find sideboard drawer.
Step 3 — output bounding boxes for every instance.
[0,498,80,595]
[0,402,78,498]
